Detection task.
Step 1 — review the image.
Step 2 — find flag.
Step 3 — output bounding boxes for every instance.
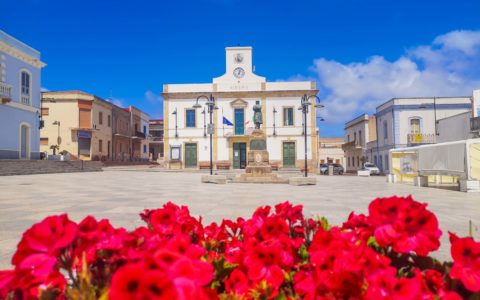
[223,117,234,126]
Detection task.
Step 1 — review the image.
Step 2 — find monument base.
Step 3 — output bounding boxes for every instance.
[233,173,288,184]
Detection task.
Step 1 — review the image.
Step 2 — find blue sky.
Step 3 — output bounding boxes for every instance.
[2,0,480,136]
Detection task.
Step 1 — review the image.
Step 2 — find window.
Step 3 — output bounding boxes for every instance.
[143,144,147,153]
[410,118,421,134]
[234,108,244,135]
[347,157,350,167]
[99,112,103,125]
[374,155,377,166]
[20,71,30,105]
[186,109,196,128]
[40,138,48,145]
[108,115,111,127]
[283,107,294,126]
[143,125,147,134]
[357,156,360,167]
[99,139,103,152]
[359,130,362,145]
[354,132,356,142]
[41,108,49,116]
[384,155,389,171]
[347,135,350,142]
[383,121,388,139]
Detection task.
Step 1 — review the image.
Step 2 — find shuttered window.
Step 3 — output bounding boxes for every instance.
[79,109,91,128]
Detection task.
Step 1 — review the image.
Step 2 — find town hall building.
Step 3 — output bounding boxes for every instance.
[162,47,320,170]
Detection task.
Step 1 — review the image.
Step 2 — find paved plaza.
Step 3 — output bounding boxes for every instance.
[0,168,479,269]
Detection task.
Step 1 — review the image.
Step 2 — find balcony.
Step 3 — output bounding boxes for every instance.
[341,140,362,151]
[407,133,436,145]
[133,131,146,139]
[471,117,480,132]
[0,82,12,103]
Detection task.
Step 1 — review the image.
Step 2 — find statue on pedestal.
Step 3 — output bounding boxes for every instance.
[253,101,263,129]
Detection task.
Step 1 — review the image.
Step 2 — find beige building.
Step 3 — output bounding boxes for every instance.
[342,114,376,172]
[318,138,345,166]
[41,90,113,160]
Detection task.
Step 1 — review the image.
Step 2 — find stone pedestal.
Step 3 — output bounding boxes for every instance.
[201,175,227,184]
[459,180,480,192]
[386,173,397,183]
[414,175,428,187]
[289,177,316,186]
[233,130,288,184]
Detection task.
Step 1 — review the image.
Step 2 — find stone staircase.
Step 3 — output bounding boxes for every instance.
[0,160,103,176]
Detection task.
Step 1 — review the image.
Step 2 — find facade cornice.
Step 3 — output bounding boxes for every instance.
[161,89,319,99]
[0,42,46,68]
[2,101,39,113]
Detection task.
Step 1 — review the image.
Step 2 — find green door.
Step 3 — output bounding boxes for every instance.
[283,142,295,167]
[233,143,247,169]
[185,143,197,168]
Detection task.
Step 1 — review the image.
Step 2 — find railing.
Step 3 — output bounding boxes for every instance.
[21,95,30,105]
[341,140,362,151]
[407,133,436,145]
[134,131,146,139]
[471,117,480,132]
[0,82,12,99]
[149,136,164,142]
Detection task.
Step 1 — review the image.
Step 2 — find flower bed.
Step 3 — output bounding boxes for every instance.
[0,196,479,299]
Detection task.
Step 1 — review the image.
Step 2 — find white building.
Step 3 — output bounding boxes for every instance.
[318,138,345,166]
[162,47,319,170]
[342,114,376,172]
[369,97,472,174]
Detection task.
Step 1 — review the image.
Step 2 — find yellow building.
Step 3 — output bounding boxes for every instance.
[40,91,113,160]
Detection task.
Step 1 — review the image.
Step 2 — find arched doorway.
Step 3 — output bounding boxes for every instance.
[19,123,30,159]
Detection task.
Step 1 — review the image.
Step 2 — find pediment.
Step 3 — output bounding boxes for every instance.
[230,98,248,108]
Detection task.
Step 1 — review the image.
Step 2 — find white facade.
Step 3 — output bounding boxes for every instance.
[163,47,319,170]
[343,114,376,172]
[370,97,472,173]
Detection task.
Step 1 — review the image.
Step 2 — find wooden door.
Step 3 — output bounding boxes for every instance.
[185,143,197,168]
[283,142,295,167]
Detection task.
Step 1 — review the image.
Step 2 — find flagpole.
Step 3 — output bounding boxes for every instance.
[222,107,225,137]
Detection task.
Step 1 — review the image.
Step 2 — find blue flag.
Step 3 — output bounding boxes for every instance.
[223,117,234,126]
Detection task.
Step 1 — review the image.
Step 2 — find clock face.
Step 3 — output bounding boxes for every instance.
[233,67,245,79]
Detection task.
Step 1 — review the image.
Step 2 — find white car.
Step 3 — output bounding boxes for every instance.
[363,162,380,175]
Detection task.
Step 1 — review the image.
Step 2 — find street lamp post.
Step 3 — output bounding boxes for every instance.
[52,121,61,155]
[172,108,178,138]
[193,94,218,175]
[273,107,277,136]
[298,94,324,177]
[201,108,207,137]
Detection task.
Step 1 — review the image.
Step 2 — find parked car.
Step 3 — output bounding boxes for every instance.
[319,163,344,175]
[363,162,380,175]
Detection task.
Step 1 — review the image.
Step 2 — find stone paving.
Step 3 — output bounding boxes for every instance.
[0,168,479,269]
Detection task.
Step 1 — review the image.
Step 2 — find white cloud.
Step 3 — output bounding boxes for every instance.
[307,29,480,124]
[40,87,49,92]
[145,90,163,104]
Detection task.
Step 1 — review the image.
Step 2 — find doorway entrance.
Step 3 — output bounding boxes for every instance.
[20,124,30,159]
[233,142,247,169]
[185,143,197,168]
[282,142,295,167]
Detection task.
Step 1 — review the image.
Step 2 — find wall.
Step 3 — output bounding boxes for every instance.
[40,100,79,156]
[437,112,472,143]
[91,100,112,159]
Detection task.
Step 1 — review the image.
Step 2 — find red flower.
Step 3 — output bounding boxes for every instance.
[449,232,480,292]
[109,263,177,300]
[225,269,249,295]
[368,196,441,256]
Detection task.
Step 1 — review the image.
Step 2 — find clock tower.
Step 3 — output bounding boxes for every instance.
[213,46,266,85]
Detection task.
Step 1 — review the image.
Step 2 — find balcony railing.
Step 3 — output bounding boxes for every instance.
[0,82,12,100]
[471,117,480,132]
[341,140,362,151]
[134,131,146,139]
[407,133,436,145]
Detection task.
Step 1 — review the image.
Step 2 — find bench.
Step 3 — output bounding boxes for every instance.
[216,161,231,170]
[199,161,211,169]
